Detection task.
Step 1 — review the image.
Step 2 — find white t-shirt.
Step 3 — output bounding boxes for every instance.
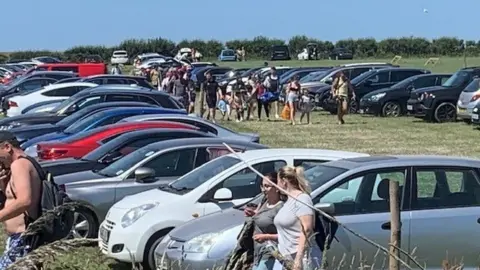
[273,193,315,255]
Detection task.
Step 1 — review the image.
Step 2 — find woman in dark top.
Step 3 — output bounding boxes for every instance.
[245,172,284,270]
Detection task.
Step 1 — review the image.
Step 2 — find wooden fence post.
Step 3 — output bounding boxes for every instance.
[389,180,401,270]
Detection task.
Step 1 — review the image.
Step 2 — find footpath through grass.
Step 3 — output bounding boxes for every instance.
[6,57,480,269]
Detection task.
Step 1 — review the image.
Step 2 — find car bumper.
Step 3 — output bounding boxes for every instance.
[457,105,472,120]
[98,210,151,263]
[359,100,382,115]
[406,99,431,117]
[6,107,22,117]
[157,248,222,270]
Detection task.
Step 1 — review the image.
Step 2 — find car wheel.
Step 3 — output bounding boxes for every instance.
[142,230,171,270]
[382,101,402,117]
[349,100,359,113]
[434,102,456,123]
[69,207,98,239]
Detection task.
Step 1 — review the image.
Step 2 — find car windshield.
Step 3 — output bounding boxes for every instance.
[169,156,241,190]
[462,78,480,93]
[97,146,158,177]
[56,107,97,127]
[304,164,348,191]
[300,71,327,83]
[223,50,235,56]
[442,71,471,88]
[63,111,107,134]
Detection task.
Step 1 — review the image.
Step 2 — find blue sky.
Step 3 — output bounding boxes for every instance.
[3,0,478,51]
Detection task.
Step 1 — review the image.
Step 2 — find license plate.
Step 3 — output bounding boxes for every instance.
[458,108,466,113]
[407,105,413,110]
[472,114,479,120]
[100,227,110,243]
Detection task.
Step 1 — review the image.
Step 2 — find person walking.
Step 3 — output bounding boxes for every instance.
[273,166,322,270]
[253,76,269,121]
[263,67,280,119]
[244,172,284,270]
[149,65,161,89]
[286,75,301,125]
[202,72,221,123]
[0,132,42,269]
[331,71,355,125]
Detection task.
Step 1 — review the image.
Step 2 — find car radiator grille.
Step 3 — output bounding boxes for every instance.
[99,220,116,252]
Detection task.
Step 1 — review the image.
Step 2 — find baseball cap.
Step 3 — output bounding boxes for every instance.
[0,131,16,143]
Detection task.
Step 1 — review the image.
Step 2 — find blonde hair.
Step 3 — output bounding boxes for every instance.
[278,165,311,194]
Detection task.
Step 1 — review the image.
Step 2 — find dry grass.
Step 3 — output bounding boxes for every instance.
[1,57,480,269]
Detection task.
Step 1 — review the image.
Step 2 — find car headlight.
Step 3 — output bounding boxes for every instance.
[370,93,386,101]
[24,145,38,157]
[121,203,159,228]
[183,226,238,253]
[474,107,478,112]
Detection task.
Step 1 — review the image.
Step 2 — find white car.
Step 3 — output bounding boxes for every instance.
[98,148,368,268]
[7,82,97,117]
[174,48,202,62]
[111,50,129,65]
[298,48,309,60]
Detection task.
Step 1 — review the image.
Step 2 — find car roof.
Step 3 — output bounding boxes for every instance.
[323,155,480,170]
[92,107,178,114]
[31,71,77,75]
[42,82,97,90]
[145,137,266,151]
[82,101,157,110]
[229,148,369,160]
[81,84,166,95]
[82,74,146,80]
[112,128,209,140]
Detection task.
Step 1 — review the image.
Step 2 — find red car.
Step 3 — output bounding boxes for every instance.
[36,121,198,160]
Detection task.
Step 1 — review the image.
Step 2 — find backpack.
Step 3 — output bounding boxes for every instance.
[16,156,74,250]
[268,76,279,92]
[314,212,339,252]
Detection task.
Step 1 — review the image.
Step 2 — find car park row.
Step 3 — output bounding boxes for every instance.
[0,57,479,270]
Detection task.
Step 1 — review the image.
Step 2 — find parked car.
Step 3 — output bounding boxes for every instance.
[16,102,158,147]
[35,63,106,77]
[36,120,193,161]
[329,48,353,60]
[270,45,291,61]
[218,49,237,62]
[40,128,214,177]
[6,82,98,117]
[99,148,368,269]
[457,78,480,123]
[407,66,480,122]
[15,70,79,81]
[57,138,266,239]
[120,114,260,142]
[22,106,186,152]
[323,68,430,113]
[0,84,184,130]
[31,56,62,64]
[53,77,81,84]
[359,73,451,117]
[157,155,480,270]
[22,99,67,114]
[191,67,233,88]
[470,102,480,125]
[77,75,152,89]
[111,50,129,65]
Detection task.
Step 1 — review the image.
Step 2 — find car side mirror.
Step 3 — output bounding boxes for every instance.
[134,167,156,183]
[314,202,335,215]
[15,87,20,93]
[324,77,333,84]
[213,188,233,201]
[64,104,77,115]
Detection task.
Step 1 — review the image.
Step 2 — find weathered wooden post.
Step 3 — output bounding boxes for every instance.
[389,180,401,270]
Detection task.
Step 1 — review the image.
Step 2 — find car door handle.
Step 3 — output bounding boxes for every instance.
[381,221,402,230]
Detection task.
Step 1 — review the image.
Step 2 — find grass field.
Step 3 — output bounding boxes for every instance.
[6,57,480,269]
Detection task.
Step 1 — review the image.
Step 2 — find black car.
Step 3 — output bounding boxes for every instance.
[39,128,214,176]
[359,73,451,117]
[0,85,182,129]
[78,75,152,89]
[329,48,353,60]
[270,45,291,61]
[11,102,157,143]
[407,66,480,122]
[322,67,430,113]
[53,77,82,84]
[192,66,233,88]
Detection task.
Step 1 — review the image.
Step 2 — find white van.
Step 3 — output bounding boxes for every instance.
[98,148,369,269]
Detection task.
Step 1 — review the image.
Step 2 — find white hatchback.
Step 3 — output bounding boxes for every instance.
[111,50,129,65]
[7,82,97,117]
[98,148,368,268]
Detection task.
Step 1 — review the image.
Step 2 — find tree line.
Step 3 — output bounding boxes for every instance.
[1,35,479,63]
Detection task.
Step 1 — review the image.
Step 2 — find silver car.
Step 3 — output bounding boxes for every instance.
[56,138,266,238]
[119,114,260,143]
[157,155,480,270]
[457,78,480,122]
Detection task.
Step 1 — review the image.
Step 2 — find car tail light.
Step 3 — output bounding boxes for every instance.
[471,95,480,102]
[38,148,68,160]
[8,101,18,107]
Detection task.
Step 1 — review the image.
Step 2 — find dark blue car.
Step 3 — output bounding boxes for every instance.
[22,106,186,151]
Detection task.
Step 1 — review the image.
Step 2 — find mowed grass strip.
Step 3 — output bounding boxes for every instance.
[6,57,480,269]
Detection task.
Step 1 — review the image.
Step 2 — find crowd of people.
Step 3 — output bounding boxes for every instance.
[112,58,357,126]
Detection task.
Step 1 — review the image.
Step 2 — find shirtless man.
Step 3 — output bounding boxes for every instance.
[0,131,41,269]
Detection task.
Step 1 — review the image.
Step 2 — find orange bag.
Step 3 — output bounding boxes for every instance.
[281,105,291,120]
